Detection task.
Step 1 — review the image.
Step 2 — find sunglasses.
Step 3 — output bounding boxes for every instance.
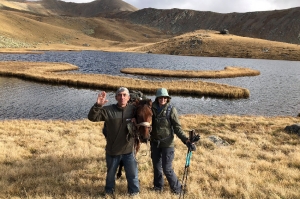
[158,96,168,99]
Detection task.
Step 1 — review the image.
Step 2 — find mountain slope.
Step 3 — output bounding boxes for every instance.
[1,0,299,45]
[116,7,300,44]
[41,0,138,17]
[0,0,138,16]
[0,0,300,61]
[130,29,300,61]
[0,9,169,49]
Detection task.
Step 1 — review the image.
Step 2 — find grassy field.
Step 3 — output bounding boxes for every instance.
[0,115,299,198]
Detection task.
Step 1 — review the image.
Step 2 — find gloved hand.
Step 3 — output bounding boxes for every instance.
[186,142,196,151]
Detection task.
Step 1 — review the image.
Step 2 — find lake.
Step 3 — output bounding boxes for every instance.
[0,51,299,120]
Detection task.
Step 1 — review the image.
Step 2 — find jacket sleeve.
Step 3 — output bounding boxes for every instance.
[88,103,106,122]
[170,107,188,144]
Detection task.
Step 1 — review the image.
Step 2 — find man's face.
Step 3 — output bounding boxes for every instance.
[116,91,130,107]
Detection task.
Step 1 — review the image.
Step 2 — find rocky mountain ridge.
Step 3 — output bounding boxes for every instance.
[107,7,300,44]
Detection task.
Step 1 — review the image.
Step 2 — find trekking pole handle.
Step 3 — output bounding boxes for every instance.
[187,130,200,151]
[189,129,195,140]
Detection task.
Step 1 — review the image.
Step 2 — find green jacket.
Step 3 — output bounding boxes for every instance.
[88,103,135,156]
[151,101,188,148]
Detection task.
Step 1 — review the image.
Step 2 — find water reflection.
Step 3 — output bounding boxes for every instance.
[0,51,299,120]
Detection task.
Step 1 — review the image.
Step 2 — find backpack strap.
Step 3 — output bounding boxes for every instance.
[166,105,172,125]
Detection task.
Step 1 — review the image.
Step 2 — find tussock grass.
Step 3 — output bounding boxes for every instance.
[121,66,260,78]
[0,61,250,98]
[0,115,299,198]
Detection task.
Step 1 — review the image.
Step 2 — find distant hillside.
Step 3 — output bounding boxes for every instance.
[0,0,138,16]
[109,7,300,45]
[0,8,169,50]
[41,0,138,17]
[130,29,300,61]
[0,0,300,61]
[1,0,300,44]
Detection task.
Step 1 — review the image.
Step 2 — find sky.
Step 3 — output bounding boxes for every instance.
[61,0,300,13]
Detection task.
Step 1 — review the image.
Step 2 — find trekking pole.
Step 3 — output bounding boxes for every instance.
[179,130,200,199]
[179,146,191,199]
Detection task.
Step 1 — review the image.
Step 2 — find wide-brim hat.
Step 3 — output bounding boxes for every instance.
[155,88,171,99]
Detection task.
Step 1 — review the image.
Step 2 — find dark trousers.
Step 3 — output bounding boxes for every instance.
[150,142,182,193]
[105,152,139,194]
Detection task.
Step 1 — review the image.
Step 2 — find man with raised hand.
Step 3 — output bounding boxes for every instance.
[88,87,139,196]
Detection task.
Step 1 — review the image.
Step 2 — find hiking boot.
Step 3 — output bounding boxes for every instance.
[97,192,114,199]
[100,191,114,199]
[128,192,139,197]
[150,186,163,193]
[172,187,185,195]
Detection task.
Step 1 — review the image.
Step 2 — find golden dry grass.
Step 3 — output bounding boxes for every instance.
[0,115,299,198]
[120,66,260,78]
[0,9,170,52]
[130,30,300,61]
[0,61,250,98]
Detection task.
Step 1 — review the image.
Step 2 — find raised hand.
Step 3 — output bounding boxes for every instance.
[96,91,108,106]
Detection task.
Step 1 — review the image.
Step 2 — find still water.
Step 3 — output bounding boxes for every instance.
[0,51,299,120]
